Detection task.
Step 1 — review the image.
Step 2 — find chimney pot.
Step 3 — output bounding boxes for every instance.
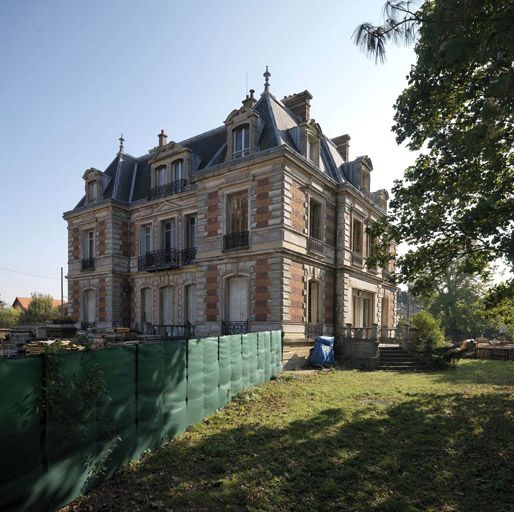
[331,134,351,162]
[282,90,313,122]
[158,129,168,147]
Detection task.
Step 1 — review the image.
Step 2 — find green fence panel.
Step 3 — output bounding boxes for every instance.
[137,342,168,452]
[271,330,283,376]
[256,332,267,385]
[259,331,272,382]
[229,334,243,396]
[218,335,231,406]
[95,345,137,476]
[245,333,259,387]
[161,340,188,439]
[241,333,251,389]
[0,357,44,512]
[203,337,221,416]
[187,338,204,425]
[44,351,99,509]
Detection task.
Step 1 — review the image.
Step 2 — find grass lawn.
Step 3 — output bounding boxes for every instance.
[64,360,514,512]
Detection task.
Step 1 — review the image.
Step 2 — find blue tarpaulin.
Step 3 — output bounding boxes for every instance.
[309,336,335,367]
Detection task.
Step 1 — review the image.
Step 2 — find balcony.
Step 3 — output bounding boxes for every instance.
[138,248,196,272]
[308,237,324,255]
[80,322,96,330]
[148,179,195,201]
[305,322,323,339]
[351,251,363,266]
[223,231,249,251]
[81,258,95,271]
[221,320,249,335]
[154,323,195,340]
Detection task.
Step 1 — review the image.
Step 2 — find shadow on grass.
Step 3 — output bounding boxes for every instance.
[67,391,514,512]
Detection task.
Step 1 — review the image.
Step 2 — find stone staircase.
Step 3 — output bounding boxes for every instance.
[378,345,431,371]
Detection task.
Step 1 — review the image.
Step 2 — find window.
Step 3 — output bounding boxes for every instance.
[185,215,196,249]
[352,219,363,254]
[87,181,98,202]
[140,225,152,255]
[85,230,95,259]
[307,281,320,323]
[160,286,174,325]
[309,200,322,240]
[306,135,316,162]
[352,290,373,328]
[381,296,389,327]
[83,289,96,324]
[226,276,248,322]
[172,159,184,183]
[224,192,249,249]
[185,284,197,324]
[141,288,153,332]
[366,231,375,258]
[362,171,370,193]
[232,125,250,158]
[155,165,166,188]
[161,219,177,250]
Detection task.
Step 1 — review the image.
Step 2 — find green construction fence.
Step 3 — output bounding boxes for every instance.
[0,330,282,512]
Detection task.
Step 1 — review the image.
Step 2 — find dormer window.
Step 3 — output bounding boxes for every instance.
[155,165,166,188]
[233,125,250,159]
[305,132,319,165]
[87,180,98,203]
[361,170,370,193]
[307,136,315,161]
[172,159,184,183]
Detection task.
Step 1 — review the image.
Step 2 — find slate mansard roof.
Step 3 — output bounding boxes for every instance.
[72,89,373,211]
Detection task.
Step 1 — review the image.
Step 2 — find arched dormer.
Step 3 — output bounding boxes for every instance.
[82,167,106,205]
[299,121,322,167]
[148,132,192,200]
[224,92,260,162]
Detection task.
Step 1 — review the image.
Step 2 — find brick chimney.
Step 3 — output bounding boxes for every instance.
[282,90,313,123]
[158,129,168,147]
[331,134,351,162]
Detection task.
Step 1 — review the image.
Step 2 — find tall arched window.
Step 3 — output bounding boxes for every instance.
[83,289,96,325]
[172,159,184,183]
[184,284,197,325]
[307,281,320,324]
[140,288,153,332]
[155,165,166,188]
[160,286,174,325]
[87,181,98,203]
[226,276,248,322]
[232,125,250,158]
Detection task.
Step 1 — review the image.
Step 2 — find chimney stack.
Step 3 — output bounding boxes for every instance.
[282,90,313,123]
[242,89,257,108]
[331,134,351,162]
[158,129,168,147]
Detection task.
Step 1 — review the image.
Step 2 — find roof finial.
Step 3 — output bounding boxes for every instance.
[263,65,271,92]
[118,133,125,153]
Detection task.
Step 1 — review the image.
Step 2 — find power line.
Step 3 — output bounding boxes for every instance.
[0,267,61,280]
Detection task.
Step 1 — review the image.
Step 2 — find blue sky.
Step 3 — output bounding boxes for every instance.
[0,0,416,304]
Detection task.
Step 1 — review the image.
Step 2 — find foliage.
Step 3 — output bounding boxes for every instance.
[416,263,503,340]
[0,306,20,328]
[66,362,514,512]
[409,310,445,355]
[20,292,59,324]
[429,346,462,369]
[355,0,514,313]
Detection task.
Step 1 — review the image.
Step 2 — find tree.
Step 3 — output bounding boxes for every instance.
[416,264,501,340]
[20,293,59,324]
[0,307,20,328]
[354,1,514,319]
[409,311,445,355]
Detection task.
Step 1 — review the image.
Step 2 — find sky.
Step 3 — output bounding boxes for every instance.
[0,0,417,305]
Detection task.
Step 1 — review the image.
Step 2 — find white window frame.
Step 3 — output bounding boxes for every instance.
[232,125,250,159]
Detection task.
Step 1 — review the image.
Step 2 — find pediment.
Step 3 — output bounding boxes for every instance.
[149,141,190,164]
[224,106,259,125]
[82,167,104,181]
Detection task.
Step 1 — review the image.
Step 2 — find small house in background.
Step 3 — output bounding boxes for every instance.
[12,297,66,311]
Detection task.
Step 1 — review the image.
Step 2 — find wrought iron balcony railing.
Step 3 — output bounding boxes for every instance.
[81,258,95,271]
[305,322,323,338]
[148,179,195,201]
[351,251,363,266]
[138,248,196,272]
[221,320,249,335]
[308,237,324,254]
[154,323,195,340]
[80,322,96,330]
[223,230,249,250]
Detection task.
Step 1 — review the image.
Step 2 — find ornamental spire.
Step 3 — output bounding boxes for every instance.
[263,65,271,92]
[118,133,125,154]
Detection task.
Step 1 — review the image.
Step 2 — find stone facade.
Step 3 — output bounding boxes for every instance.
[63,78,396,366]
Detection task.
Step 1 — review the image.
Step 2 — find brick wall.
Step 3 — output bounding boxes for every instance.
[254,177,273,228]
[206,191,220,237]
[121,221,130,257]
[324,270,335,324]
[205,264,219,321]
[325,203,336,246]
[291,180,306,233]
[253,257,271,321]
[72,227,80,260]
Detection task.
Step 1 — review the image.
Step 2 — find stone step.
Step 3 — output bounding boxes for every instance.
[378,366,431,372]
